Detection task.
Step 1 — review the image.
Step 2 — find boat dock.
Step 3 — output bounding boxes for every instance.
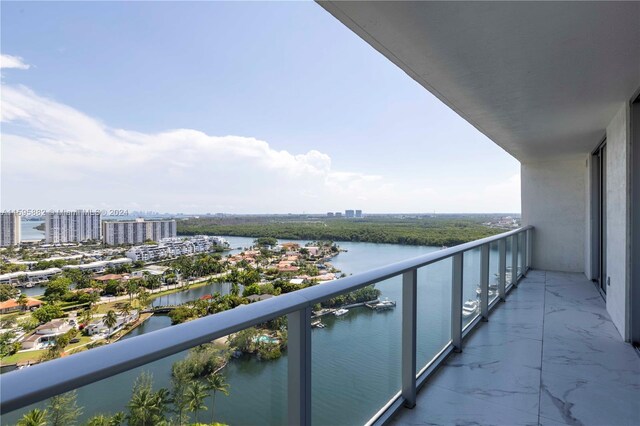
[311,299,394,318]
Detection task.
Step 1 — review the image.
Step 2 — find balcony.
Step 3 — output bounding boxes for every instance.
[3,2,638,424]
[1,227,639,425]
[391,270,640,425]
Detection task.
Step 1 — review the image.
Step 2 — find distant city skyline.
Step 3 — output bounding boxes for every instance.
[1,2,520,214]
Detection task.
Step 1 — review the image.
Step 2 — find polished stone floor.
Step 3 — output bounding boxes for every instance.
[391,270,640,426]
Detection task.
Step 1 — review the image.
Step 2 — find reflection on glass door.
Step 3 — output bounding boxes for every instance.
[593,142,607,296]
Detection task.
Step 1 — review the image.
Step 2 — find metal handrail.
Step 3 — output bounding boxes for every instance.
[0,225,533,418]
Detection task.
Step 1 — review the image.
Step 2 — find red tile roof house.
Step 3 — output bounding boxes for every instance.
[0,297,43,314]
[94,274,126,282]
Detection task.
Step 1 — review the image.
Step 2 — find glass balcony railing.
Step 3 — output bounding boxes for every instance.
[0,227,533,426]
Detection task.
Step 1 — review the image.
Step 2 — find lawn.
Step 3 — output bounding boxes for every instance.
[1,349,46,365]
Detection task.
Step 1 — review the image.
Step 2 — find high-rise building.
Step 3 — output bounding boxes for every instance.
[327,212,335,217]
[355,210,363,218]
[102,218,177,245]
[0,212,21,247]
[345,210,355,218]
[45,211,101,244]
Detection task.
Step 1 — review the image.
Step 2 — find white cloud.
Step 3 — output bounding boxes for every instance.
[0,54,30,70]
[0,84,385,212]
[0,81,521,214]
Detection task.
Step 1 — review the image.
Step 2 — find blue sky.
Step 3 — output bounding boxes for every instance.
[1,1,520,214]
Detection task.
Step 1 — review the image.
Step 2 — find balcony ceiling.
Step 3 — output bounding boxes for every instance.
[318,1,640,161]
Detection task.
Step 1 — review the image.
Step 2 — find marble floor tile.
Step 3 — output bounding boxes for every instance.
[393,384,539,426]
[390,271,640,426]
[539,369,640,426]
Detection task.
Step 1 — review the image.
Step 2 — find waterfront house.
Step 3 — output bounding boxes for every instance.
[281,242,300,251]
[131,265,169,278]
[0,297,43,314]
[94,274,126,283]
[85,311,139,337]
[305,247,320,257]
[21,320,72,350]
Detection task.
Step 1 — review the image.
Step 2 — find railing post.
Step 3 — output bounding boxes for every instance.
[480,244,489,321]
[498,239,506,301]
[288,307,312,426]
[521,232,528,277]
[526,228,533,270]
[511,234,519,287]
[452,253,463,352]
[402,269,417,408]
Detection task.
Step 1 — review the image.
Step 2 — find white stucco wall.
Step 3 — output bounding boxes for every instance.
[605,103,631,340]
[521,156,586,273]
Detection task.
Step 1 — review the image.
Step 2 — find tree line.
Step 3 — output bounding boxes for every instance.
[177,217,503,247]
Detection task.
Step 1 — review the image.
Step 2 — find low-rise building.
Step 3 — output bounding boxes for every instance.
[62,258,132,273]
[125,235,227,262]
[131,265,169,278]
[85,311,139,337]
[21,319,72,350]
[0,268,63,285]
[125,245,170,262]
[0,297,43,314]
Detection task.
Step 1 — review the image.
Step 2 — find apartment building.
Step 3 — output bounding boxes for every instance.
[0,212,21,247]
[102,219,177,245]
[44,211,101,244]
[125,235,225,262]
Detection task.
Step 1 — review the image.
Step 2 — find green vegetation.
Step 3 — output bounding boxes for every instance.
[31,304,64,324]
[0,262,27,274]
[178,215,504,247]
[0,330,21,357]
[17,392,81,426]
[0,285,20,301]
[16,365,232,425]
[320,285,381,309]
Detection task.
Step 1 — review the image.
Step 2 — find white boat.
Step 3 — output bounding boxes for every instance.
[462,300,479,318]
[334,308,349,317]
[311,320,326,329]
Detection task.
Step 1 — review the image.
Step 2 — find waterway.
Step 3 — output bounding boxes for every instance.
[20,220,44,242]
[2,236,513,425]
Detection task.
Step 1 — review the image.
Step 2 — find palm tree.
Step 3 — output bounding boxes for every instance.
[17,409,48,426]
[127,387,159,426]
[80,307,94,326]
[17,292,28,311]
[86,414,109,426]
[119,303,132,318]
[109,412,125,426]
[126,281,139,302]
[104,310,118,340]
[137,288,151,309]
[186,381,209,423]
[206,372,229,424]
